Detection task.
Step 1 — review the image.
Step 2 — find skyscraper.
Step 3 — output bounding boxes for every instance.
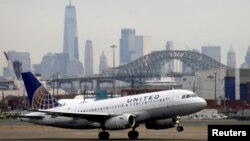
[63,2,83,77]
[135,36,151,60]
[165,41,174,72]
[120,29,136,65]
[99,51,108,74]
[241,45,250,68]
[85,40,93,76]
[201,46,221,62]
[227,46,236,68]
[63,2,79,61]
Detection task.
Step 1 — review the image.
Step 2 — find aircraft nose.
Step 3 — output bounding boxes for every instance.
[198,98,207,109]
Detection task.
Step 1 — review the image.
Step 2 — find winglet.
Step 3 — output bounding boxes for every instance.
[22,72,61,109]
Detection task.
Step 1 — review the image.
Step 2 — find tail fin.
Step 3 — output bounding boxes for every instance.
[21,72,61,109]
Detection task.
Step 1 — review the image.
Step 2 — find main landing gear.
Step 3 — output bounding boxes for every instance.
[128,124,139,139]
[128,130,139,140]
[98,131,110,140]
[175,115,184,132]
[98,125,140,140]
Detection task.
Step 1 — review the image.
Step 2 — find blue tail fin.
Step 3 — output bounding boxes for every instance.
[21,72,61,109]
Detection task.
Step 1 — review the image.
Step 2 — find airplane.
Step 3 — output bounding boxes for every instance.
[20,72,207,140]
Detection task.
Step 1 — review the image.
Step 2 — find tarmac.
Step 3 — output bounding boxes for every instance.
[0,119,248,141]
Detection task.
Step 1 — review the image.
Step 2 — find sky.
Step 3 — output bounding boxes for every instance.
[1,0,250,75]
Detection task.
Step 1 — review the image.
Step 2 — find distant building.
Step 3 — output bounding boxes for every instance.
[85,40,93,76]
[62,2,83,77]
[120,28,136,65]
[165,41,174,72]
[99,51,108,74]
[135,36,151,59]
[34,53,69,79]
[241,45,250,68]
[33,64,42,75]
[39,53,56,79]
[7,51,31,72]
[63,1,79,61]
[66,60,84,77]
[119,28,152,65]
[54,53,69,77]
[3,67,11,79]
[227,46,236,68]
[4,51,30,79]
[201,46,221,63]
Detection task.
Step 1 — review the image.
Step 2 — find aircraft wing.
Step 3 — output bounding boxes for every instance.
[18,115,44,119]
[38,109,112,122]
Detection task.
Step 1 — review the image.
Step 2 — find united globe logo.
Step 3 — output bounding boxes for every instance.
[32,86,59,109]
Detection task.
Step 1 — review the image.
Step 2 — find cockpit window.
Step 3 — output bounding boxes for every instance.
[182,94,197,99]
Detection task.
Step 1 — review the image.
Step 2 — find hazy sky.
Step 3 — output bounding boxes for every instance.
[1,0,250,75]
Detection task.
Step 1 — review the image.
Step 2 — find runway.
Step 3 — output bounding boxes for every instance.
[0,119,247,141]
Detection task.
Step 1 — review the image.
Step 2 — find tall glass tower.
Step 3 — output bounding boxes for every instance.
[85,40,93,76]
[241,45,250,68]
[165,41,174,72]
[99,51,108,74]
[63,2,79,61]
[227,46,236,68]
[119,29,136,65]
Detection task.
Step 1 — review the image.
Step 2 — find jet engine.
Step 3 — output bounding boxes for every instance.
[104,114,135,130]
[145,118,177,130]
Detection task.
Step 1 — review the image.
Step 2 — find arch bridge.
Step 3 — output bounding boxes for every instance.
[103,50,228,81]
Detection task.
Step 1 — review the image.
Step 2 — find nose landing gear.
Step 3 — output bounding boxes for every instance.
[175,115,184,132]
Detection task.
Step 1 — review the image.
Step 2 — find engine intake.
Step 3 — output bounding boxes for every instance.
[104,114,135,130]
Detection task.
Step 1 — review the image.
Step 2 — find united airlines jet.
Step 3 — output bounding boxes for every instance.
[20,72,206,140]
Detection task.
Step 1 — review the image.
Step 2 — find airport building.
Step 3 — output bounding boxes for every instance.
[182,68,250,107]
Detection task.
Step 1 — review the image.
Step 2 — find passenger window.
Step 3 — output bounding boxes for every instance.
[182,95,185,99]
[186,95,190,98]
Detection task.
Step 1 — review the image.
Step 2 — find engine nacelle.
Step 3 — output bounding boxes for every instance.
[104,114,135,130]
[145,118,176,130]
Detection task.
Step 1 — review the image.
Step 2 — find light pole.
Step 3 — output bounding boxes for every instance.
[56,72,59,100]
[1,91,4,113]
[52,75,54,97]
[110,44,117,98]
[214,72,217,104]
[52,72,59,99]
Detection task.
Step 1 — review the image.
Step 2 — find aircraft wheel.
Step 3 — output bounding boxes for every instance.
[177,126,184,132]
[128,130,139,140]
[98,131,110,140]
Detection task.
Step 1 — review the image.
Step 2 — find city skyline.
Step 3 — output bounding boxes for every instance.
[1,0,250,75]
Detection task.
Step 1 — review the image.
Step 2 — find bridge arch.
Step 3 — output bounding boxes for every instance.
[103,50,228,77]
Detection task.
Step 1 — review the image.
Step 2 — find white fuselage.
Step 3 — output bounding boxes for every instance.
[22,89,206,129]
